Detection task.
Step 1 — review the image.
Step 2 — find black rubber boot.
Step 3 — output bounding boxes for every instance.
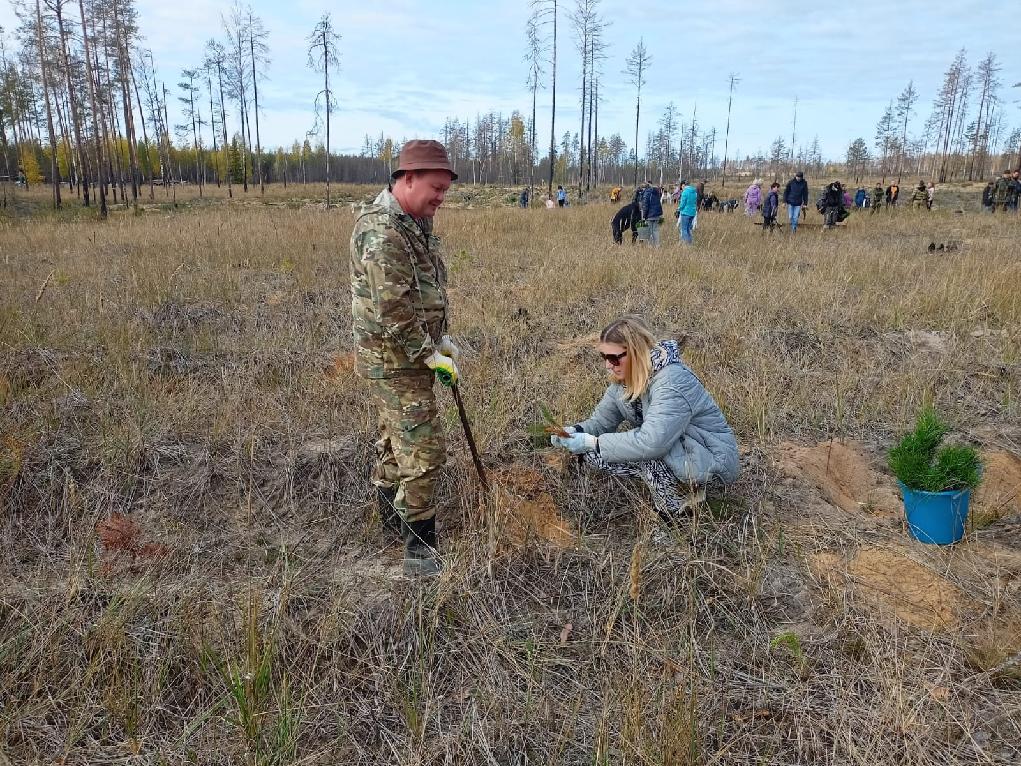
[403,517,441,577]
[376,485,401,533]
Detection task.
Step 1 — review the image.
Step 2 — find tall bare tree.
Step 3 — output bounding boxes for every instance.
[224,2,251,191]
[109,0,140,208]
[245,5,268,194]
[966,54,1000,180]
[894,80,917,183]
[205,39,231,198]
[77,0,106,216]
[203,57,218,186]
[623,38,650,187]
[31,0,61,207]
[524,10,544,204]
[789,96,798,169]
[930,49,969,182]
[530,0,557,194]
[139,50,173,193]
[306,13,339,207]
[874,101,897,183]
[721,73,738,187]
[587,17,608,189]
[178,68,203,193]
[128,56,152,198]
[571,0,597,198]
[48,0,90,205]
[0,27,19,190]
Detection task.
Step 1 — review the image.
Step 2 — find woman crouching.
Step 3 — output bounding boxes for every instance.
[551,316,739,520]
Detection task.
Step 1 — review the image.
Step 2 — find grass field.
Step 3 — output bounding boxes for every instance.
[1,183,1020,764]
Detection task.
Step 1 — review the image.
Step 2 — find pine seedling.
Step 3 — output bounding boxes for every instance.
[527,402,570,440]
[888,407,982,492]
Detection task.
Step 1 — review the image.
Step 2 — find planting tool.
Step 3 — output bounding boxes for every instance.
[451,382,490,493]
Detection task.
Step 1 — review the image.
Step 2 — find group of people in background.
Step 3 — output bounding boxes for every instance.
[982,169,1021,213]
[521,185,571,209]
[611,180,706,246]
[577,166,1019,248]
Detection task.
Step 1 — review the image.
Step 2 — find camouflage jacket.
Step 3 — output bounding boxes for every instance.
[350,189,448,379]
[993,177,1012,203]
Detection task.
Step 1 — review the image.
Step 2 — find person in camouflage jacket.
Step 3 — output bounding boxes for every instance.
[871,183,884,213]
[349,140,458,577]
[910,182,928,209]
[993,170,1013,212]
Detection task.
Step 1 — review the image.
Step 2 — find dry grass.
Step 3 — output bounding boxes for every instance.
[1,185,1020,764]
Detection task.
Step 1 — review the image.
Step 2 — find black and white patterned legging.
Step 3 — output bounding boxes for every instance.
[581,452,688,519]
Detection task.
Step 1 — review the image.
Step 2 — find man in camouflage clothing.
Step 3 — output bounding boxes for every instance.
[871,183,884,214]
[993,169,1013,212]
[910,181,929,210]
[350,140,459,577]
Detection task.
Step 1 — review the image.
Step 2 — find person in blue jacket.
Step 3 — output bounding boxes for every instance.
[639,182,664,246]
[551,315,739,523]
[677,181,699,244]
[783,171,809,232]
[762,182,780,232]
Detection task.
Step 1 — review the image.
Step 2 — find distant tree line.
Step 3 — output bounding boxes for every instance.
[1,0,1018,215]
[846,51,1021,186]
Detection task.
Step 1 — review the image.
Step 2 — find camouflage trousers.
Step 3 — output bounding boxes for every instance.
[370,372,445,524]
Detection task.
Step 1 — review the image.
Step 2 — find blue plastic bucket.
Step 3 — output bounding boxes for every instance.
[897,481,971,545]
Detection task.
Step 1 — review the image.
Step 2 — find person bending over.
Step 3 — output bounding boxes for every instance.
[550,316,739,522]
[611,200,641,244]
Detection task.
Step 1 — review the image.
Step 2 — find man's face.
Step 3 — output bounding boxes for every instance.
[398,170,452,218]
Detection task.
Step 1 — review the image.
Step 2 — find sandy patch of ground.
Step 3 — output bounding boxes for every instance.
[811,546,967,631]
[777,440,901,517]
[973,450,1021,523]
[492,466,576,548]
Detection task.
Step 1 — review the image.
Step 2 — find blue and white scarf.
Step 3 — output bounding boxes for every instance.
[650,339,681,373]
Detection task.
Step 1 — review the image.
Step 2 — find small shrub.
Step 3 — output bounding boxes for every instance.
[888,407,982,492]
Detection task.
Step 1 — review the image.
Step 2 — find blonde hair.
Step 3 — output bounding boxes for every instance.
[600,315,656,401]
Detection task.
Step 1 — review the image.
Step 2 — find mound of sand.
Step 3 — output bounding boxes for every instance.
[811,546,966,631]
[493,466,576,549]
[974,450,1021,522]
[777,441,901,517]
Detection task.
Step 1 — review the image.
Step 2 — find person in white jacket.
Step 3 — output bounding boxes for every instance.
[551,316,739,521]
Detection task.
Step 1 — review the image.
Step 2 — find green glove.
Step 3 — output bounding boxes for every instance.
[425,350,459,387]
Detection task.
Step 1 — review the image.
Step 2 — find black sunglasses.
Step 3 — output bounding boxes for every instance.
[599,350,627,366]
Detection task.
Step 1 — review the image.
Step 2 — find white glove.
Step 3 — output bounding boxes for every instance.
[549,425,577,447]
[557,432,597,455]
[437,335,461,361]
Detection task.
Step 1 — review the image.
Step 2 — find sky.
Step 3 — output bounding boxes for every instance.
[2,0,1019,161]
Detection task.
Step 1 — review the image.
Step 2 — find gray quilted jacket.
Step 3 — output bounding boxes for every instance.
[575,341,739,484]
